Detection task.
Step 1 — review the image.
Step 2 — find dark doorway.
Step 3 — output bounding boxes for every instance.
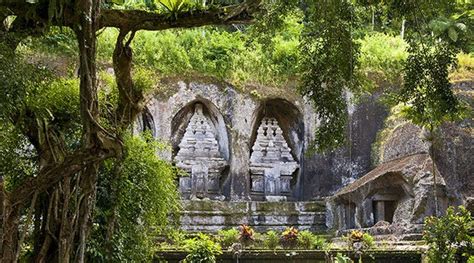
[345,203,356,229]
[373,200,397,224]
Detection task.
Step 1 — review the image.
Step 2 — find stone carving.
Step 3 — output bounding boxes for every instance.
[175,103,227,199]
[249,117,299,201]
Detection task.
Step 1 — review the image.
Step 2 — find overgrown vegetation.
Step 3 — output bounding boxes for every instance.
[88,133,180,262]
[183,233,222,263]
[423,206,473,263]
[217,228,239,248]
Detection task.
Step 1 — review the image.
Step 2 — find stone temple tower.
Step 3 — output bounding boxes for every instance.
[174,103,227,200]
[249,117,299,201]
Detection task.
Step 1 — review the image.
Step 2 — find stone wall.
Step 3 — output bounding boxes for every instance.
[140,79,391,201]
[179,200,326,233]
[138,77,472,232]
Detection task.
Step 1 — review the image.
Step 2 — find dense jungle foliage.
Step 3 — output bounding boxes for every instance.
[0,0,472,262]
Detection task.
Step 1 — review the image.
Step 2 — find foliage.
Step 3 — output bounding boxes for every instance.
[87,133,180,262]
[346,230,374,250]
[0,44,52,121]
[0,46,81,189]
[451,52,474,81]
[358,33,408,83]
[217,228,239,248]
[297,230,326,250]
[0,124,37,191]
[96,27,286,85]
[183,233,222,263]
[399,39,463,131]
[335,253,353,263]
[263,230,280,250]
[239,224,255,246]
[281,226,299,248]
[423,206,473,263]
[299,0,360,152]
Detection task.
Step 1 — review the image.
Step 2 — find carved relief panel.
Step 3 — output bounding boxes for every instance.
[174,103,227,200]
[249,117,299,201]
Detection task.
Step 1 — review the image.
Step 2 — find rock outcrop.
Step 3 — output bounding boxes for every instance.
[135,77,472,234]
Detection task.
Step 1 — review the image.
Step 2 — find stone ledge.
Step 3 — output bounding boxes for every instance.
[156,250,423,263]
[179,200,327,233]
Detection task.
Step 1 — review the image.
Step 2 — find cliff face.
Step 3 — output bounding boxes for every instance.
[138,77,472,207]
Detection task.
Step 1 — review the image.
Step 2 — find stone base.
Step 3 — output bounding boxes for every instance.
[179,200,326,233]
[265,195,287,202]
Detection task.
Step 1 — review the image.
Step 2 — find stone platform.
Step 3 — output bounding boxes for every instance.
[179,200,327,233]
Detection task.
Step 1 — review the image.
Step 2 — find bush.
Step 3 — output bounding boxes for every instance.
[335,253,352,263]
[263,231,280,250]
[281,227,299,248]
[358,32,408,82]
[451,52,474,81]
[346,230,374,250]
[239,224,255,247]
[297,230,326,250]
[183,233,222,263]
[217,228,239,248]
[424,206,473,263]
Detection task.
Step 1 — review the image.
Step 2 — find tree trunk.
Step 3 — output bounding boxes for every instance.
[1,199,20,263]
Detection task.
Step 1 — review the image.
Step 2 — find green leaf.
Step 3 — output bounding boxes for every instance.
[448,27,458,42]
[455,22,467,32]
[111,0,125,4]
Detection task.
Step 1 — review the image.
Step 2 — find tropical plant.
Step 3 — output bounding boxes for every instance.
[263,230,280,250]
[297,230,326,250]
[183,233,223,263]
[239,224,255,246]
[424,206,473,263]
[217,228,239,248]
[87,132,180,262]
[335,253,353,263]
[281,226,299,248]
[347,230,374,250]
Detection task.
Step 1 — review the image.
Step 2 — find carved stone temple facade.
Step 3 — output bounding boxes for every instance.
[249,117,299,201]
[136,79,473,236]
[174,103,228,200]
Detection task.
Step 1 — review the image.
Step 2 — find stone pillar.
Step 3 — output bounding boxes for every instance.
[375,201,386,223]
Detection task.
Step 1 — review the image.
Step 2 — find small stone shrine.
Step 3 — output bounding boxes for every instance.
[174,103,227,200]
[249,117,299,201]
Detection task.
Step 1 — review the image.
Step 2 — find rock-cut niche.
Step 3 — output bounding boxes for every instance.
[249,99,304,201]
[171,100,230,200]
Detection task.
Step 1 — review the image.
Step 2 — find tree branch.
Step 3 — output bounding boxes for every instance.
[9,149,113,206]
[1,1,261,31]
[99,2,259,30]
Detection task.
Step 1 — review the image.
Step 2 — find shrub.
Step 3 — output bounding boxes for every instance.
[358,32,408,82]
[451,52,474,81]
[263,231,280,250]
[335,253,353,263]
[239,224,255,246]
[361,233,374,248]
[183,233,222,263]
[281,227,299,248]
[297,230,326,249]
[217,228,239,248]
[346,230,374,250]
[424,206,473,263]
